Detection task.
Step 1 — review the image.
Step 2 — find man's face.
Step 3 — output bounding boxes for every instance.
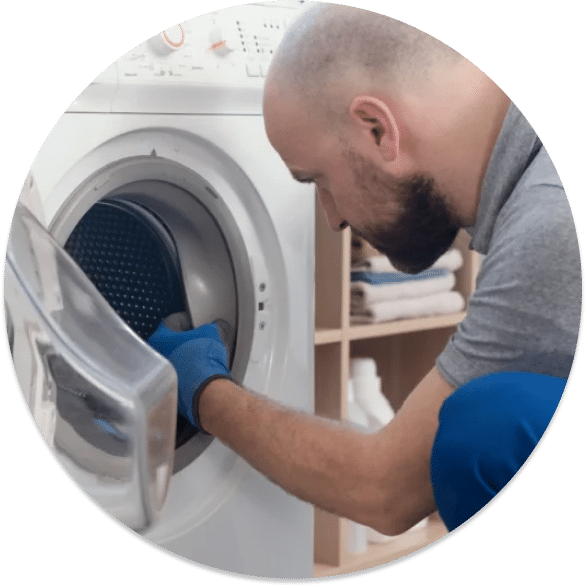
[264,90,460,273]
[343,149,459,273]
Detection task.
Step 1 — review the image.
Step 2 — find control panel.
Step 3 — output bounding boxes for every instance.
[115,3,302,86]
[117,11,288,83]
[69,2,308,113]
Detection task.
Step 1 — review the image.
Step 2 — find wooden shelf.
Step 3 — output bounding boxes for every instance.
[317,313,466,345]
[315,328,343,345]
[314,518,448,577]
[348,311,467,340]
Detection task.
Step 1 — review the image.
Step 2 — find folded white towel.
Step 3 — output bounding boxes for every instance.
[352,248,463,274]
[351,291,465,324]
[351,272,456,312]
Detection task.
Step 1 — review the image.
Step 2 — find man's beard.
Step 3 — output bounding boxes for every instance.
[346,150,460,274]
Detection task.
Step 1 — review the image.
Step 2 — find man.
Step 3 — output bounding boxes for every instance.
[148,4,580,532]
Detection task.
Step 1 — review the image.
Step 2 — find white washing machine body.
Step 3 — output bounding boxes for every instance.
[9,2,316,578]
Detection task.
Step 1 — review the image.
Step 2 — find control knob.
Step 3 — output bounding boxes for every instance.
[149,24,185,55]
[208,26,238,57]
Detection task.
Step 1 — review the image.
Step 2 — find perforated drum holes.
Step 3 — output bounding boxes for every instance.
[64,199,186,341]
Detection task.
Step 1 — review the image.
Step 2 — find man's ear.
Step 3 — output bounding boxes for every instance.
[348,96,399,162]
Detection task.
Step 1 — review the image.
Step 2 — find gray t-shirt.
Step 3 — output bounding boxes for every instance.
[436,103,581,388]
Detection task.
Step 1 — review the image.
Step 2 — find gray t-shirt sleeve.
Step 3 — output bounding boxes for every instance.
[436,180,581,389]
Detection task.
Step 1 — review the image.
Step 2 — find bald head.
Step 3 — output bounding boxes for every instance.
[266,3,463,117]
[263,2,510,248]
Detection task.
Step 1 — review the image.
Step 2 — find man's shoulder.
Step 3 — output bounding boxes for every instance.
[491,147,573,252]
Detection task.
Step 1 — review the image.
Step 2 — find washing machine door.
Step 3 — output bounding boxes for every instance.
[5,202,178,532]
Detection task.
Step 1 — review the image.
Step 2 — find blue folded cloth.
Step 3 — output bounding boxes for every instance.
[351,268,448,285]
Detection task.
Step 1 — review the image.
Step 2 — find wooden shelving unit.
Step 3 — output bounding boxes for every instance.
[312,196,479,576]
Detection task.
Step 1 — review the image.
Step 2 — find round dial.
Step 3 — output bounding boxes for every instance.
[208,26,238,57]
[150,24,185,55]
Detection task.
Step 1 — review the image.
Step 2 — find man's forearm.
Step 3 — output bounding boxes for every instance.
[198,378,391,530]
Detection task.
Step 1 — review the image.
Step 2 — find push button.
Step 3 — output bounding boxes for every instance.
[246,62,261,77]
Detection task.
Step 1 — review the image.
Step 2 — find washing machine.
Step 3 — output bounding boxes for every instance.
[4,1,316,578]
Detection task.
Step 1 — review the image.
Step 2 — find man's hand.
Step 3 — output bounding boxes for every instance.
[148,313,232,432]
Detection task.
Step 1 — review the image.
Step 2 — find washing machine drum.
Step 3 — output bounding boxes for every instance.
[64,199,186,340]
[63,198,226,447]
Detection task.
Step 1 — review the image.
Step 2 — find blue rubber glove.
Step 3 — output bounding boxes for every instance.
[148,318,232,433]
[148,318,224,358]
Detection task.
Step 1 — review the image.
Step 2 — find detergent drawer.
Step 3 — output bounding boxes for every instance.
[5,204,177,531]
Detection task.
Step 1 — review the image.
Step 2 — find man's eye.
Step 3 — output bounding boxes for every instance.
[294,176,315,184]
[291,171,320,185]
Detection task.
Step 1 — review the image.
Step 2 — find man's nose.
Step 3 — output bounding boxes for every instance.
[316,186,347,232]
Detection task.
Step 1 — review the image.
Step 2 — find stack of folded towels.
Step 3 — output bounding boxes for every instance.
[350,248,466,324]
